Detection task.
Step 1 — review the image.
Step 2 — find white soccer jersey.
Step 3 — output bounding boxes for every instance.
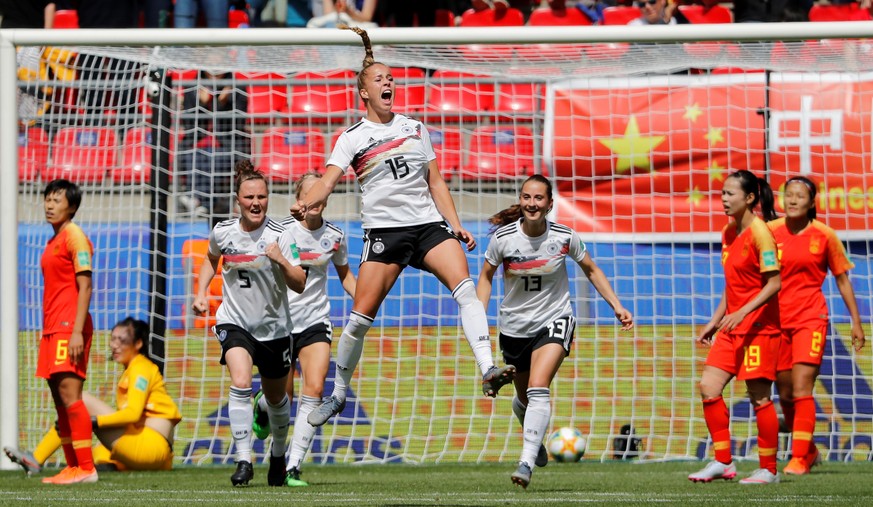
[484,219,588,338]
[327,114,443,229]
[279,216,349,333]
[208,217,301,342]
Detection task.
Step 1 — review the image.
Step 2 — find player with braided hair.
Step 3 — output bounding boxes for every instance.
[293,26,516,428]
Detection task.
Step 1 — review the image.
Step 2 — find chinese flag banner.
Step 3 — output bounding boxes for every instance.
[549,75,873,235]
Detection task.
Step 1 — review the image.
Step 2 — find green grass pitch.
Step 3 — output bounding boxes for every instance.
[2,461,872,506]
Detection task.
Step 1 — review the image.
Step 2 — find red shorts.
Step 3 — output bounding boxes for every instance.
[778,323,828,371]
[705,331,780,381]
[36,331,92,380]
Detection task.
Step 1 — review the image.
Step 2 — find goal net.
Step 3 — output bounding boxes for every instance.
[3,25,872,467]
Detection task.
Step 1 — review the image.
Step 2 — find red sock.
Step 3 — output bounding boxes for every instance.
[755,401,779,474]
[703,396,732,464]
[791,395,816,459]
[55,405,77,468]
[66,400,95,471]
[780,398,795,431]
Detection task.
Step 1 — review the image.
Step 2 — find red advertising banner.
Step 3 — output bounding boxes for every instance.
[550,76,873,235]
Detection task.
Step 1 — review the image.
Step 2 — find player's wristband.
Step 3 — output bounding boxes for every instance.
[91,417,99,431]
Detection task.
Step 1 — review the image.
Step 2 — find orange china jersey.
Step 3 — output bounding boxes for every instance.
[40,223,93,334]
[768,218,854,328]
[96,354,182,429]
[721,217,781,335]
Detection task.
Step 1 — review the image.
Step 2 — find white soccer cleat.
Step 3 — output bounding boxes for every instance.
[739,468,780,485]
[688,460,737,482]
[510,461,532,489]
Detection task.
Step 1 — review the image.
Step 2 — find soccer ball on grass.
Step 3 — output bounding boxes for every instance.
[547,427,586,462]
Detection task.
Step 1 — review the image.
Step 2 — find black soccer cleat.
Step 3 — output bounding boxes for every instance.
[230,460,254,487]
[267,455,286,487]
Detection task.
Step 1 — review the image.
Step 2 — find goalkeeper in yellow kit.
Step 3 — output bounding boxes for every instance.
[5,318,181,473]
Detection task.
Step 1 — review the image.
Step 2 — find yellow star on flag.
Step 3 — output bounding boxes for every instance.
[683,103,703,123]
[708,162,726,182]
[687,186,705,207]
[704,127,725,147]
[599,116,665,173]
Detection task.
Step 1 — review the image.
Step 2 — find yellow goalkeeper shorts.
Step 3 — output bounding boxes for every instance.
[110,426,173,471]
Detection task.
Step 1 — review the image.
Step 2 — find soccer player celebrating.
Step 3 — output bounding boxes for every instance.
[37,179,98,484]
[252,172,357,486]
[292,26,516,427]
[477,175,633,489]
[690,170,782,485]
[5,318,181,473]
[770,176,866,476]
[192,161,307,487]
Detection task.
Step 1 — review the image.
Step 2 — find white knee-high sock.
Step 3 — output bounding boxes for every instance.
[521,388,550,467]
[331,311,373,401]
[452,278,494,375]
[228,386,253,463]
[266,394,290,458]
[287,395,320,470]
[512,396,527,427]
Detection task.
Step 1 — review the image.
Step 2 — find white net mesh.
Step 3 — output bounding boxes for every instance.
[11,33,873,466]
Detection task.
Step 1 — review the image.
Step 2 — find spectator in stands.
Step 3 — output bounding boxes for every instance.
[628,0,685,24]
[309,0,378,26]
[732,0,787,22]
[251,0,315,27]
[177,70,249,223]
[143,0,172,27]
[68,0,140,127]
[174,0,229,27]
[0,0,55,28]
[4,318,182,475]
[471,0,534,19]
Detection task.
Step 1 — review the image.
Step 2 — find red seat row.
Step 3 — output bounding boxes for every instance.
[18,127,173,184]
[255,125,538,182]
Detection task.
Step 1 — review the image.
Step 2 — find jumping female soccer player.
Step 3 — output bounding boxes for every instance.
[291,26,516,427]
[689,170,782,485]
[477,175,633,489]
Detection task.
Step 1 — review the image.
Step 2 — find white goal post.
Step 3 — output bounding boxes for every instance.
[2,23,872,469]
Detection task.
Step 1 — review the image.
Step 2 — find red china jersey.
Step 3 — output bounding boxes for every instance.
[721,217,780,336]
[768,218,854,328]
[41,223,94,334]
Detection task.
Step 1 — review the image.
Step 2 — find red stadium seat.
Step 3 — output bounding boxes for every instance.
[496,82,541,114]
[678,5,733,23]
[237,72,288,124]
[809,4,873,21]
[45,127,116,183]
[460,7,525,26]
[255,127,325,182]
[463,126,535,179]
[18,128,49,182]
[115,127,176,184]
[434,8,456,26]
[428,126,463,178]
[426,70,495,120]
[287,70,355,122]
[228,8,250,28]
[388,67,426,114]
[52,10,79,29]
[601,6,641,25]
[528,6,593,25]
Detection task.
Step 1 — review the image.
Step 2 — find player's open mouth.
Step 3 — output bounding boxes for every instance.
[381,89,392,101]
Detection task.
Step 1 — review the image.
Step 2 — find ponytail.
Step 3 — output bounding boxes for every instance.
[340,24,379,91]
[727,170,777,222]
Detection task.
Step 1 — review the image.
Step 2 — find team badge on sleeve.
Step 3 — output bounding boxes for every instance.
[77,251,91,268]
[762,250,777,269]
[135,376,148,392]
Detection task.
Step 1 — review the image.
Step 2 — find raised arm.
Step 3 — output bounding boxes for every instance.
[290,165,344,220]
